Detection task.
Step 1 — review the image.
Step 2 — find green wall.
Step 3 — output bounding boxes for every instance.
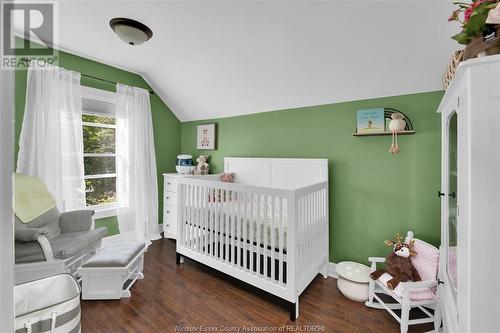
[14,39,443,262]
[15,40,181,236]
[180,91,443,263]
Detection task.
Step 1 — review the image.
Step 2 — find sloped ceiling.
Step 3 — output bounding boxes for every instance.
[54,1,458,121]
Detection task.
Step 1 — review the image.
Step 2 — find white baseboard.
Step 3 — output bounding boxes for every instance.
[328,262,338,278]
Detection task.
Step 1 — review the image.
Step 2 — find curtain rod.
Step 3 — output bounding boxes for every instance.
[81,73,155,95]
[18,57,154,95]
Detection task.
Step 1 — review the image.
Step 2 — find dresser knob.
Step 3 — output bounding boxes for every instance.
[166,196,170,199]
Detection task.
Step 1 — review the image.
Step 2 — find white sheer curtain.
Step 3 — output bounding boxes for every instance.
[116,84,160,242]
[17,62,85,211]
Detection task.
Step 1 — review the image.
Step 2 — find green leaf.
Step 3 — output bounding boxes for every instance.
[452,32,472,44]
[486,3,499,9]
[465,12,487,36]
[476,2,492,14]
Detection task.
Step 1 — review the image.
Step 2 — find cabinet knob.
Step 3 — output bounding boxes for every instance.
[438,191,445,197]
[167,210,170,213]
[449,192,456,199]
[166,224,170,227]
[166,196,170,199]
[167,182,171,185]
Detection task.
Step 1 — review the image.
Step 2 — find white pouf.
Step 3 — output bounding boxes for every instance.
[336,261,370,302]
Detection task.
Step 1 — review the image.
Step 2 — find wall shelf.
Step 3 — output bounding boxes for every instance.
[352,130,415,137]
[353,108,415,137]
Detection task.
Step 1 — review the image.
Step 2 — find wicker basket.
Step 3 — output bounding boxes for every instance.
[443,50,464,90]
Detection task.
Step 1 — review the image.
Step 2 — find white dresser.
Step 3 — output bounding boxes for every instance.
[162,173,219,239]
[437,55,500,333]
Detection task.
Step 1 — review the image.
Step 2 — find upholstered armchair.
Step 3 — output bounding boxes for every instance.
[14,174,107,284]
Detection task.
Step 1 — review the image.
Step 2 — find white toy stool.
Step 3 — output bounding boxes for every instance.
[336,261,370,302]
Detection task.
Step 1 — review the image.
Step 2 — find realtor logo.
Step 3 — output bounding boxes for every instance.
[1,1,58,69]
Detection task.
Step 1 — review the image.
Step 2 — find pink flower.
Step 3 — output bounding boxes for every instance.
[464,0,495,23]
[448,10,459,22]
[464,6,473,23]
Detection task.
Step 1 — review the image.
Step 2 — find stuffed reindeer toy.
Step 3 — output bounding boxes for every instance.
[370,233,421,290]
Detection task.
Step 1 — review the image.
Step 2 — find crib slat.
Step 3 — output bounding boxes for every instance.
[191,184,196,251]
[257,194,262,276]
[278,198,283,285]
[204,186,208,255]
[216,189,220,258]
[271,196,276,282]
[262,195,268,279]
[208,186,213,257]
[250,193,255,274]
[243,192,248,271]
[307,193,310,274]
[236,192,241,267]
[198,184,202,252]
[224,189,229,263]
[231,191,236,266]
[196,185,201,252]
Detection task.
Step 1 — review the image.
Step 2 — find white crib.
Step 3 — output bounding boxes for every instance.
[176,158,329,320]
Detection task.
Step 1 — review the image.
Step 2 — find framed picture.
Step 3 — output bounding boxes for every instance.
[197,124,216,150]
[356,108,385,134]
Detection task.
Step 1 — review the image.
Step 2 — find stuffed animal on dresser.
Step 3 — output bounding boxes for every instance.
[369,233,421,290]
[195,155,210,175]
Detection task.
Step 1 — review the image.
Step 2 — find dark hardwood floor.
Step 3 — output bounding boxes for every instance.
[81,238,434,333]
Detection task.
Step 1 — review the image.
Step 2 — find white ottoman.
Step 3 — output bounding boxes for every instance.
[336,261,370,302]
[79,240,146,300]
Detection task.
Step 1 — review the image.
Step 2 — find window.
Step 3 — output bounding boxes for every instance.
[83,114,116,207]
[81,87,118,212]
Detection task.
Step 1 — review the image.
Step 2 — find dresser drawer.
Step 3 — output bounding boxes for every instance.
[163,207,177,226]
[164,192,177,207]
[164,177,178,193]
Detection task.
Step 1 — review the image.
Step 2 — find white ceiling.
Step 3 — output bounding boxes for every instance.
[52,1,459,121]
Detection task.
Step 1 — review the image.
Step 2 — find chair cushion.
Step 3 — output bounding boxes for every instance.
[377,273,436,301]
[15,242,45,264]
[411,239,439,282]
[82,241,145,268]
[49,227,107,259]
[15,207,61,240]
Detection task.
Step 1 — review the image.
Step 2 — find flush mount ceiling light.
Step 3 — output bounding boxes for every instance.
[109,18,153,46]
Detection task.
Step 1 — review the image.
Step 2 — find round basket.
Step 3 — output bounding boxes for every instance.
[443,50,464,90]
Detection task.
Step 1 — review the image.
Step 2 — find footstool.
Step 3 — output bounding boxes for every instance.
[336,261,370,302]
[79,240,146,300]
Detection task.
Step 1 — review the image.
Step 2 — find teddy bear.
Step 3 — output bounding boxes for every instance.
[369,233,421,290]
[195,155,210,175]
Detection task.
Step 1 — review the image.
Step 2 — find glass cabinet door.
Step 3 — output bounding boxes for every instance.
[447,112,458,293]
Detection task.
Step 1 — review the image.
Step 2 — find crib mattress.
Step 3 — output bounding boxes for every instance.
[184,216,288,251]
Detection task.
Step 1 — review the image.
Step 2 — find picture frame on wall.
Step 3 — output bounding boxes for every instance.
[197,123,216,150]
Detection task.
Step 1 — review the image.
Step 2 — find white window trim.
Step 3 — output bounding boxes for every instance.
[82,121,116,129]
[81,85,119,217]
[84,173,116,180]
[91,204,117,219]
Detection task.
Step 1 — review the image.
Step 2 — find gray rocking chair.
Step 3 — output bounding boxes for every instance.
[15,176,107,284]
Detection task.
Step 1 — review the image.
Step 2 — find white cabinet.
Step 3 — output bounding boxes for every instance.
[437,55,500,333]
[162,173,219,239]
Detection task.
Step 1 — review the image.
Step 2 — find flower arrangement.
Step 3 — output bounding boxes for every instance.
[449,0,500,44]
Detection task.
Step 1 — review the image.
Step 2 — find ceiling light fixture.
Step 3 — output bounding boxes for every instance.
[109,18,153,46]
